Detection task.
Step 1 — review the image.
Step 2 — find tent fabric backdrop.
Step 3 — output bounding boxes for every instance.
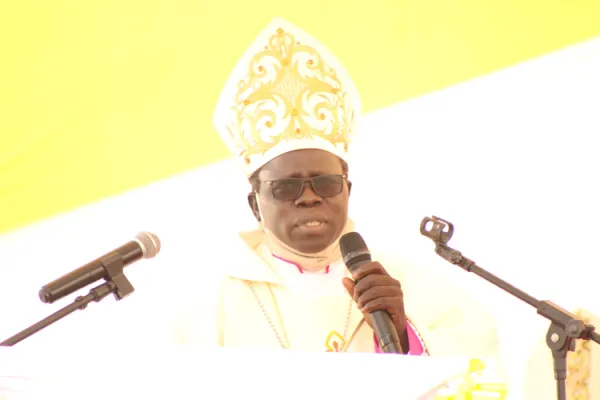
[1,0,600,234]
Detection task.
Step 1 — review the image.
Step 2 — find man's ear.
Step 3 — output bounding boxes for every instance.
[247,192,261,222]
[347,180,352,197]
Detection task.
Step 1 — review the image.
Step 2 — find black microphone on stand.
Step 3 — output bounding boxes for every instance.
[1,231,161,347]
[340,232,404,354]
[39,231,161,304]
[420,215,600,400]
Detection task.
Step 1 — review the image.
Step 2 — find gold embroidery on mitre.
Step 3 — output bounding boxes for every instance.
[227,26,354,165]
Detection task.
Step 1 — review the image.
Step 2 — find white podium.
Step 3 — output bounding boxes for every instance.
[0,346,504,400]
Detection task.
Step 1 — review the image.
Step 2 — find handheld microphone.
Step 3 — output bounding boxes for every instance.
[39,232,161,304]
[339,232,404,354]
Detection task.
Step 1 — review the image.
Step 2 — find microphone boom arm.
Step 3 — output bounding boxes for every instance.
[420,216,600,400]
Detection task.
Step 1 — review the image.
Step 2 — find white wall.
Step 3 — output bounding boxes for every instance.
[1,36,599,398]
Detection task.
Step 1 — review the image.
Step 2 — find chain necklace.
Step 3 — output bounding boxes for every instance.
[246,281,355,351]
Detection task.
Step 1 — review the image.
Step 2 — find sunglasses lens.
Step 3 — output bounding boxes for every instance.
[271,179,304,200]
[313,175,344,197]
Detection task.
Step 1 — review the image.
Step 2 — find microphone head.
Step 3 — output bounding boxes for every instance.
[339,232,371,266]
[134,232,161,258]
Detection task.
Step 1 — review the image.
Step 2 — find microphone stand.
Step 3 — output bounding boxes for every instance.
[420,216,600,400]
[1,253,135,346]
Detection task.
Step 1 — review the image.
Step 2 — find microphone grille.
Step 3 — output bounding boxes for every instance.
[339,232,370,263]
[135,231,161,258]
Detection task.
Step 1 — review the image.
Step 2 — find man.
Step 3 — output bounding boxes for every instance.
[170,17,502,359]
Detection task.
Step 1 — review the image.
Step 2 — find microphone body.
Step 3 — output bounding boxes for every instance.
[340,232,404,354]
[39,232,160,304]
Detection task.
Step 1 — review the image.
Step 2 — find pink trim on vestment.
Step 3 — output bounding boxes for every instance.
[272,254,330,274]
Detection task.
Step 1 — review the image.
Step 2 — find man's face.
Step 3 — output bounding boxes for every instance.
[253,149,350,254]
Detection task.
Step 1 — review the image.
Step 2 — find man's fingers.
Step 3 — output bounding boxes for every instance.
[355,287,401,309]
[350,261,389,281]
[360,296,403,314]
[342,277,355,297]
[353,274,401,299]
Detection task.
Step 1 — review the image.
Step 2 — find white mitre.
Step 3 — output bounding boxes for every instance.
[213,17,362,177]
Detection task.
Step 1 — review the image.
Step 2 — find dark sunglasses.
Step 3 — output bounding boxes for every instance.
[259,174,347,201]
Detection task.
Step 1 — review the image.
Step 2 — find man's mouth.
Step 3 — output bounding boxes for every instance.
[296,217,328,229]
[301,220,324,228]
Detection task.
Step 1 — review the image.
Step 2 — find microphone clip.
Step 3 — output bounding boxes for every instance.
[420,216,471,269]
[420,216,454,245]
[101,251,135,301]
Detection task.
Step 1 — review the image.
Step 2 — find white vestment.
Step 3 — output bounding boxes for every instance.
[164,227,502,360]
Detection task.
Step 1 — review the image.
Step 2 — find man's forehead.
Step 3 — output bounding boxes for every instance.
[261,149,343,178]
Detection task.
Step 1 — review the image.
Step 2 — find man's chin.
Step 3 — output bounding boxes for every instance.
[292,236,335,254]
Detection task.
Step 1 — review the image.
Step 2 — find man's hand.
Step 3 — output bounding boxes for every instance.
[342,261,409,352]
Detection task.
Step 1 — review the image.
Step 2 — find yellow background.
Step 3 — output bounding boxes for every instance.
[1,0,599,234]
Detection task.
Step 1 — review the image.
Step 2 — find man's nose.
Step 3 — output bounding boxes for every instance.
[295,182,322,207]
